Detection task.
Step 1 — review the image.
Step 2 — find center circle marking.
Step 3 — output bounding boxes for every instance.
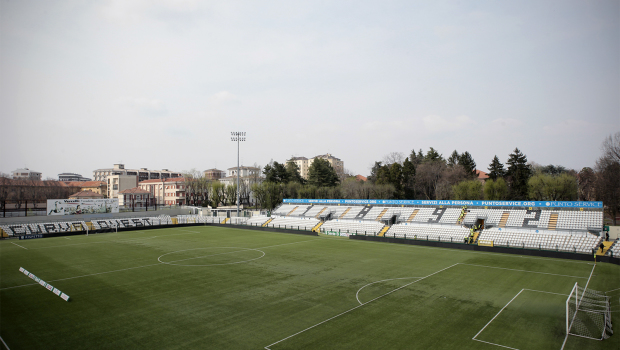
[157,247,265,267]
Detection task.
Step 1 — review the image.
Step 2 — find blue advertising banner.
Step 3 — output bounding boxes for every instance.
[282,199,603,209]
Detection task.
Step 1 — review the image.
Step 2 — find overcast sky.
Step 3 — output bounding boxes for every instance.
[1,0,618,179]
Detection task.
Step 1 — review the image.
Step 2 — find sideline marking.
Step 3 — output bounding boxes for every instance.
[264,263,458,350]
[10,242,27,250]
[561,264,596,350]
[461,263,587,279]
[356,277,423,305]
[0,335,10,350]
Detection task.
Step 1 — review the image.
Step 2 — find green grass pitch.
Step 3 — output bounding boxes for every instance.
[0,226,618,349]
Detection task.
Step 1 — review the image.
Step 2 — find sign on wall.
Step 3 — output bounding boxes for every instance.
[282,198,603,209]
[47,199,119,216]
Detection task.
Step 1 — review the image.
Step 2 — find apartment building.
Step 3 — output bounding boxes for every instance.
[58,173,91,182]
[287,153,344,179]
[93,164,181,182]
[204,169,226,180]
[12,168,42,181]
[118,187,152,207]
[107,175,138,199]
[138,177,186,206]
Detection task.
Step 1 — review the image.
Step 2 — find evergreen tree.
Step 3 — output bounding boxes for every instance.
[307,158,340,187]
[506,148,532,200]
[487,155,506,181]
[458,151,477,177]
[367,161,383,183]
[424,147,444,163]
[447,150,460,167]
[285,161,305,184]
[262,162,289,183]
[409,148,424,167]
[402,157,416,199]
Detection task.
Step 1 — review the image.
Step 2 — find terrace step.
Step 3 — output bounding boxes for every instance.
[376,208,389,221]
[339,207,351,219]
[287,206,299,216]
[378,226,390,237]
[548,213,558,230]
[312,221,324,233]
[407,209,420,223]
[315,207,327,219]
[222,218,229,224]
[498,212,510,228]
[597,241,614,256]
[261,218,272,227]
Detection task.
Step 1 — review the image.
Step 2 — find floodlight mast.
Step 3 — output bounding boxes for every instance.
[230,132,246,218]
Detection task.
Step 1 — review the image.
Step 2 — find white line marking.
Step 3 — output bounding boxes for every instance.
[64,237,71,240]
[522,289,569,296]
[560,264,597,350]
[356,277,423,305]
[0,263,162,291]
[264,263,458,350]
[10,242,27,250]
[1,237,318,290]
[0,335,10,350]
[473,289,525,340]
[158,247,266,267]
[606,287,620,293]
[24,231,199,250]
[472,338,519,350]
[461,263,587,279]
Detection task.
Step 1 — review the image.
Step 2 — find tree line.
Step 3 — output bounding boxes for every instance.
[250,133,619,224]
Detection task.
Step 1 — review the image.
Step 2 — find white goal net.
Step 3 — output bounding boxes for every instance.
[566,282,613,340]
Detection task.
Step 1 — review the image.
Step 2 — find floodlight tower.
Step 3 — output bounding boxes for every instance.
[231,132,246,218]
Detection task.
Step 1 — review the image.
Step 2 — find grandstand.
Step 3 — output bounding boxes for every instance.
[0,199,614,259]
[264,199,607,258]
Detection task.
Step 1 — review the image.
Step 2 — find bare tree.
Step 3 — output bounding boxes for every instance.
[595,132,620,225]
[382,152,405,166]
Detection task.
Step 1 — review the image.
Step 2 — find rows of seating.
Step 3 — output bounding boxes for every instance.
[1,221,88,236]
[462,209,602,231]
[608,239,620,257]
[319,219,385,235]
[478,228,601,254]
[384,223,470,242]
[245,215,270,226]
[266,217,319,230]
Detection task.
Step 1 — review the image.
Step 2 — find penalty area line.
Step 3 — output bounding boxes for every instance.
[264,263,458,350]
[0,335,10,350]
[10,242,27,250]
[472,289,524,343]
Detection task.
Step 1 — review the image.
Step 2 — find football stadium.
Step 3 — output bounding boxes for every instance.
[1,200,618,350]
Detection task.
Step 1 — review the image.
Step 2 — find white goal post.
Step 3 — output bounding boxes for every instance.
[566,282,613,340]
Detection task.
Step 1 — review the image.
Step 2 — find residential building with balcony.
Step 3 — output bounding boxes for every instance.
[138,177,186,206]
[93,164,181,182]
